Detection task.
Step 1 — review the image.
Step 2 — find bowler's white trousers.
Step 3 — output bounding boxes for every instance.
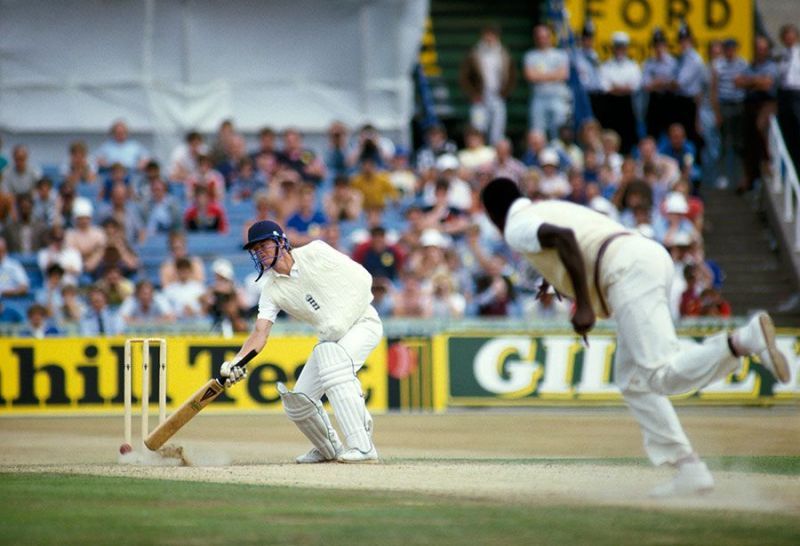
[604,236,740,465]
[294,305,383,401]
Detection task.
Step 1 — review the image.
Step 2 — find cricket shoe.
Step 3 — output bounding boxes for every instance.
[338,445,379,464]
[649,461,714,497]
[296,447,340,464]
[734,312,791,383]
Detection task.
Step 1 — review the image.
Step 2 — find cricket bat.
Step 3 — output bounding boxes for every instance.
[144,350,258,451]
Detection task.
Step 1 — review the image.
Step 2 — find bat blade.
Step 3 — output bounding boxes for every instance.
[143,349,258,451]
[144,379,224,450]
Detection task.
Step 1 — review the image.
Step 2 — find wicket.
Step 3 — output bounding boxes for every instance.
[123,338,167,450]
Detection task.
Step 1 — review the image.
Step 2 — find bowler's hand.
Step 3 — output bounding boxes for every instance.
[571,304,596,337]
[220,360,247,388]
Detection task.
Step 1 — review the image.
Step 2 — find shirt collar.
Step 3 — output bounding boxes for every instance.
[272,259,300,279]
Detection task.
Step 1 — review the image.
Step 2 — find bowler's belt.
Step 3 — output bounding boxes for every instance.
[594,232,632,317]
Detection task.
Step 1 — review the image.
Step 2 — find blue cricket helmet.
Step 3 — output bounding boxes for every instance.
[243,220,287,250]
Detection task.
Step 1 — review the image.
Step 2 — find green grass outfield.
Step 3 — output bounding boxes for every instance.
[2,457,799,546]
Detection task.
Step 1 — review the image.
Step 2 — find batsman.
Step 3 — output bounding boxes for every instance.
[221,220,382,463]
[481,178,792,496]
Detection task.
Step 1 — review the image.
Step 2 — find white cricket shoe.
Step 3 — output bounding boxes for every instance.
[296,447,339,464]
[649,461,714,497]
[338,445,379,464]
[734,312,791,383]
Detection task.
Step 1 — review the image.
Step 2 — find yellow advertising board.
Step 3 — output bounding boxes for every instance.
[0,336,387,415]
[564,0,754,61]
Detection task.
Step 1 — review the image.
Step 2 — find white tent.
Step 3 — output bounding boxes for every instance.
[0,0,427,164]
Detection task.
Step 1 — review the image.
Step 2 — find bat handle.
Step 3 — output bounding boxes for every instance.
[214,349,259,385]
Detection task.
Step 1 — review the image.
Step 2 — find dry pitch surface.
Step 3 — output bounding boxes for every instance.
[2,408,799,514]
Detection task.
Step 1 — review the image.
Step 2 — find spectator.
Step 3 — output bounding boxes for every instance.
[778,24,800,174]
[388,148,417,197]
[492,138,527,183]
[89,218,140,280]
[249,126,278,165]
[96,265,135,307]
[459,24,517,144]
[277,127,326,184]
[352,226,404,281]
[32,176,58,226]
[95,120,150,172]
[473,254,515,316]
[98,162,130,202]
[429,154,472,212]
[186,154,226,203]
[65,197,106,269]
[564,168,588,205]
[216,293,250,336]
[285,183,328,246]
[79,285,124,336]
[0,186,12,226]
[599,32,641,154]
[159,231,205,287]
[37,226,82,285]
[19,303,61,338]
[635,136,680,204]
[55,282,85,330]
[642,28,677,139]
[414,124,458,172]
[674,24,707,153]
[4,145,42,196]
[422,179,470,236]
[0,236,29,298]
[457,125,496,172]
[35,263,66,317]
[524,24,570,139]
[119,279,174,327]
[142,177,182,237]
[349,143,399,211]
[61,140,97,186]
[711,38,748,190]
[392,272,432,317]
[655,192,699,247]
[230,156,264,203]
[209,118,239,168]
[679,263,703,318]
[324,121,350,179]
[203,258,248,328]
[184,185,228,233]
[370,276,395,317]
[98,180,145,245]
[552,124,584,170]
[169,130,207,183]
[574,21,604,116]
[537,149,569,199]
[601,130,624,177]
[698,288,732,318]
[522,129,569,171]
[2,193,48,254]
[216,133,248,186]
[659,123,700,191]
[162,257,207,319]
[430,272,466,319]
[347,124,395,170]
[739,35,779,193]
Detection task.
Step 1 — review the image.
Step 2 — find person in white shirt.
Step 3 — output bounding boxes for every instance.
[480,177,791,498]
[524,25,571,139]
[537,148,569,199]
[168,131,207,183]
[219,220,382,464]
[778,24,800,172]
[599,32,642,153]
[161,257,207,318]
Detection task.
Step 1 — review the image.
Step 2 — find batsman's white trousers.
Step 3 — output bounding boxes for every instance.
[294,305,383,401]
[604,236,740,466]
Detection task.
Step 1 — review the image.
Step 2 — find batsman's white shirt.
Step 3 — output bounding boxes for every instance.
[258,240,376,341]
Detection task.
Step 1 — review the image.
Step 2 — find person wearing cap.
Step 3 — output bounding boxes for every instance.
[672,24,707,152]
[738,36,779,193]
[777,24,800,173]
[220,220,384,463]
[480,176,791,497]
[654,191,699,247]
[414,124,459,172]
[599,31,642,154]
[203,258,248,331]
[642,28,677,139]
[459,24,517,145]
[710,38,748,189]
[524,24,571,140]
[537,148,569,199]
[574,20,605,115]
[65,197,107,267]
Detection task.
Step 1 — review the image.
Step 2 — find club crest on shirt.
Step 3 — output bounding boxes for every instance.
[305,294,321,311]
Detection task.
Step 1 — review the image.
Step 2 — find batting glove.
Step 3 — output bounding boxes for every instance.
[220,360,247,388]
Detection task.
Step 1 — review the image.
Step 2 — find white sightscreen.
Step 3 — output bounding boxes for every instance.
[0,0,427,160]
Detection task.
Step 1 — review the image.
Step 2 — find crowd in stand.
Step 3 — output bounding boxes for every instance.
[3,20,800,338]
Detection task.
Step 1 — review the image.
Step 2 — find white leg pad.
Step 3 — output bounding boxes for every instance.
[314,342,373,452]
[278,382,342,460]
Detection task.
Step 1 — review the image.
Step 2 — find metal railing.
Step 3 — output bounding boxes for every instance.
[768,115,800,252]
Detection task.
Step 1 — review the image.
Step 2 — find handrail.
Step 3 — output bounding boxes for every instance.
[768,115,800,252]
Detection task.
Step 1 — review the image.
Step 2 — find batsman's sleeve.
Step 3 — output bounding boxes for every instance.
[504,202,545,254]
[257,287,280,321]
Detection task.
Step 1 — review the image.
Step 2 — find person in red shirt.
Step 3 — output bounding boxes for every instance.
[184,184,228,233]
